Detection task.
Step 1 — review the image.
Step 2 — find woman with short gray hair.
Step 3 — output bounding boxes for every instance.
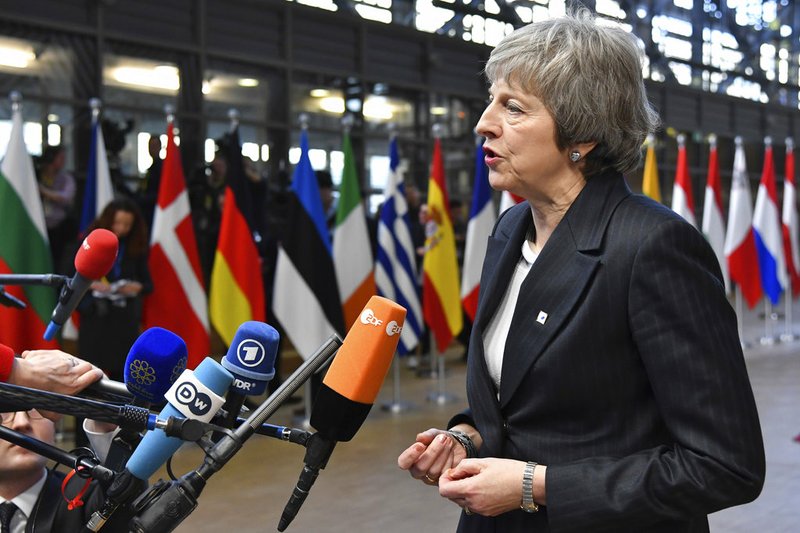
[399,10,764,532]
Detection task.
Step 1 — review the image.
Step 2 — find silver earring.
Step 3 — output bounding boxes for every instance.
[569,151,581,162]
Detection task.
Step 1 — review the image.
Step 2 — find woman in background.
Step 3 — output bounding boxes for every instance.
[37,145,76,270]
[78,198,152,381]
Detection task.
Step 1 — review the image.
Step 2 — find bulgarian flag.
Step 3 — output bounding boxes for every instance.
[0,97,58,350]
[422,138,462,352]
[333,132,376,329]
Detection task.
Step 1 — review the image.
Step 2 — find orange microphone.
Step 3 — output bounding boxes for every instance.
[279,296,406,531]
[310,295,406,441]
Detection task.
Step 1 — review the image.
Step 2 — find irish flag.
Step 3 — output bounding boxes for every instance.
[333,132,376,329]
[422,138,462,352]
[0,97,57,350]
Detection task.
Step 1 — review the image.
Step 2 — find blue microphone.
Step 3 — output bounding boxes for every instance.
[100,327,188,471]
[124,327,188,405]
[86,357,233,532]
[219,321,279,427]
[126,357,233,479]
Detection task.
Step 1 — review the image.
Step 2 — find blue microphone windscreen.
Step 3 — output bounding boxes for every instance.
[221,321,279,396]
[125,327,188,403]
[126,357,233,480]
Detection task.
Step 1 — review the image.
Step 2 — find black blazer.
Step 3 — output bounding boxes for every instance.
[25,469,131,533]
[454,171,765,532]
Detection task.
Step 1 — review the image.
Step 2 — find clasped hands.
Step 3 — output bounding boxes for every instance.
[398,428,525,517]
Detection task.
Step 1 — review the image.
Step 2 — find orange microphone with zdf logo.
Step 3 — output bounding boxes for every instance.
[278,296,406,531]
[310,295,406,441]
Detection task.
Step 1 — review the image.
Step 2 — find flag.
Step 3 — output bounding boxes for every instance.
[781,139,800,297]
[752,139,786,304]
[671,136,696,227]
[79,113,113,233]
[333,132,376,328]
[724,139,762,308]
[422,138,462,352]
[642,137,662,202]
[209,129,266,347]
[499,191,524,214]
[273,130,344,359]
[461,140,495,322]
[0,101,58,350]
[701,139,729,291]
[143,122,209,368]
[375,137,422,355]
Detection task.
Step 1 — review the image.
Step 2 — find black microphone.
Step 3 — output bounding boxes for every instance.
[44,229,119,340]
[278,296,406,531]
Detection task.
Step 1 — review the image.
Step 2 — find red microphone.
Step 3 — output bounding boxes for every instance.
[43,229,119,340]
[0,343,15,383]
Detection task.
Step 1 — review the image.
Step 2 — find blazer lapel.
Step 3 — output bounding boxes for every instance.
[499,173,631,407]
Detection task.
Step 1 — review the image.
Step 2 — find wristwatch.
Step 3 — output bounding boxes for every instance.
[520,461,539,513]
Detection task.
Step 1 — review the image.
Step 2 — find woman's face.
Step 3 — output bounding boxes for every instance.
[476,78,573,200]
[111,210,135,239]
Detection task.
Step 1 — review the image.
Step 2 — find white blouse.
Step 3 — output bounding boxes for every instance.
[483,239,539,391]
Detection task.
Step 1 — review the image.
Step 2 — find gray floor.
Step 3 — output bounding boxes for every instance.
[161,298,798,532]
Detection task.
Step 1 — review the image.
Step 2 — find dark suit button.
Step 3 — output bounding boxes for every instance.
[502,420,509,432]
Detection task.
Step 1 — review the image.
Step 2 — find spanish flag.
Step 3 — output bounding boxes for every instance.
[422,138,462,353]
[209,129,266,346]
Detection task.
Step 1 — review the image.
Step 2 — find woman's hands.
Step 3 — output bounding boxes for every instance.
[439,458,528,517]
[397,428,468,486]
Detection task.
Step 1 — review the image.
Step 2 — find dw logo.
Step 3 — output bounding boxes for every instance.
[236,339,266,368]
[175,382,212,416]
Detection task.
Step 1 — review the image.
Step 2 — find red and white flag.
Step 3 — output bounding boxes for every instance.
[143,122,209,368]
[724,136,762,308]
[701,136,729,291]
[671,134,696,228]
[782,137,800,297]
[498,191,523,214]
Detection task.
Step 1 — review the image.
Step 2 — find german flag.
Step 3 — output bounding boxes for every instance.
[209,129,266,346]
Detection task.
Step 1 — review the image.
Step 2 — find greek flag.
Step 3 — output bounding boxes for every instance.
[375,137,422,355]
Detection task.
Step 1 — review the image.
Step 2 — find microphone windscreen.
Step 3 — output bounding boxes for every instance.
[125,357,233,480]
[221,321,278,396]
[75,229,119,279]
[124,327,188,403]
[311,296,405,441]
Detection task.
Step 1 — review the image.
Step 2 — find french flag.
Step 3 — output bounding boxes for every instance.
[753,137,787,304]
[460,139,496,322]
[781,137,800,297]
[499,191,523,214]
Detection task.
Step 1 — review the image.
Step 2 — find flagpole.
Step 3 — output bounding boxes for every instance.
[781,292,796,342]
[735,286,750,350]
[295,112,314,429]
[228,108,239,133]
[381,356,417,413]
[760,298,776,345]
